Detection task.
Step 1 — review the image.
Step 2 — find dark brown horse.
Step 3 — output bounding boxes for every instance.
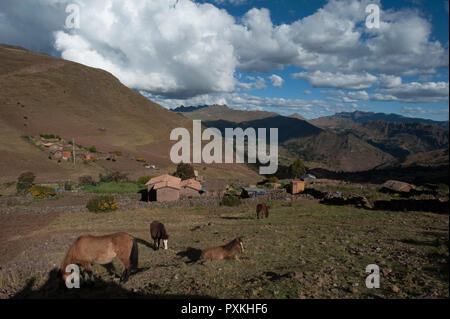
[150,221,169,250]
[200,237,244,261]
[256,203,269,219]
[59,232,138,287]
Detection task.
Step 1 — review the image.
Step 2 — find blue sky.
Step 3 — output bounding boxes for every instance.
[196,0,449,120]
[0,0,448,120]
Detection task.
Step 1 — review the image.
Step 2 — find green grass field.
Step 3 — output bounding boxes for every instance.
[81,182,144,194]
[2,199,447,299]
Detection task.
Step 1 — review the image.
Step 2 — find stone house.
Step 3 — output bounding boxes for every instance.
[145,174,182,202]
[180,178,203,198]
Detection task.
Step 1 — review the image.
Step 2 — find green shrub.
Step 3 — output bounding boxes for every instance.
[86,196,118,213]
[136,176,153,186]
[30,185,56,199]
[40,133,60,139]
[220,195,241,207]
[265,176,279,183]
[79,175,96,186]
[173,163,195,180]
[16,171,35,194]
[88,146,97,153]
[99,171,128,183]
[64,180,73,191]
[288,158,306,178]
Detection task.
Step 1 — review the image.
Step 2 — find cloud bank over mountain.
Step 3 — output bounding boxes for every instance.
[0,0,447,118]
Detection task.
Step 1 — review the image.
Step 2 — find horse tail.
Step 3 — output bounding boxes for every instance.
[130,237,139,270]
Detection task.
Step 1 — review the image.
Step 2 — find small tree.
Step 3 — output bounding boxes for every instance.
[99,171,128,183]
[17,171,35,194]
[64,180,73,191]
[79,175,96,186]
[289,158,306,178]
[136,176,153,186]
[173,163,195,180]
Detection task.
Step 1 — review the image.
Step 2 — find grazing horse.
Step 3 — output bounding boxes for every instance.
[59,232,138,287]
[200,237,244,261]
[150,221,169,250]
[256,203,269,219]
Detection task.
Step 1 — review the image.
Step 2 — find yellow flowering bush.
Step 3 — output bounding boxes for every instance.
[30,185,56,199]
[86,196,118,213]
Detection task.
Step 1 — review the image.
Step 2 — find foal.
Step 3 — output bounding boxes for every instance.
[256,203,269,219]
[200,237,244,261]
[59,232,138,287]
[150,221,169,250]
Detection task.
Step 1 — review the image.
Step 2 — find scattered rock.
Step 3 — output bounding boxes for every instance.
[380,180,414,194]
[349,286,358,294]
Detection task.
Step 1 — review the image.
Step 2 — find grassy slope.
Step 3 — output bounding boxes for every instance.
[1,200,448,298]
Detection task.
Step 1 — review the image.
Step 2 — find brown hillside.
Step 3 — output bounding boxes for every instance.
[0,45,260,184]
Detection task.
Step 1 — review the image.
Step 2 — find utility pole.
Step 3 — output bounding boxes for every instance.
[73,137,76,166]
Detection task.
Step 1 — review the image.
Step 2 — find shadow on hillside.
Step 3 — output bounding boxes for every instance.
[135,237,153,249]
[11,268,211,299]
[307,165,449,185]
[176,247,202,264]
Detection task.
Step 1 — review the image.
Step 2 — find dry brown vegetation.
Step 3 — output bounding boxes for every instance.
[0,199,447,299]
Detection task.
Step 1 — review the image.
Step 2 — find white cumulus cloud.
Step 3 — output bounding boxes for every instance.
[0,0,448,101]
[293,71,378,90]
[269,74,284,87]
[372,81,449,103]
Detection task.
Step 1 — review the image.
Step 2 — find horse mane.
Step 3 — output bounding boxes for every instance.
[222,238,239,251]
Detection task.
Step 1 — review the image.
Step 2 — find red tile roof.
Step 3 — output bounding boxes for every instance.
[180,178,203,191]
[146,174,181,186]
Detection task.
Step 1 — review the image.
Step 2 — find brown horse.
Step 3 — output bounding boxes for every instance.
[256,203,269,219]
[200,237,244,261]
[150,221,169,250]
[59,232,138,287]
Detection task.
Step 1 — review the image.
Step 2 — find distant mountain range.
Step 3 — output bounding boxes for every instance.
[176,105,449,172]
[176,104,279,123]
[329,111,448,128]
